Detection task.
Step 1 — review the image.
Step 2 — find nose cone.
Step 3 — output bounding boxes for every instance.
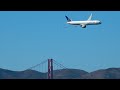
[99,21,102,24]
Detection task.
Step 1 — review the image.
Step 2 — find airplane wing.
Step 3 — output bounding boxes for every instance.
[87,13,92,21]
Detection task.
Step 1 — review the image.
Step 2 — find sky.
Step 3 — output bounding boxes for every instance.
[0,11,120,72]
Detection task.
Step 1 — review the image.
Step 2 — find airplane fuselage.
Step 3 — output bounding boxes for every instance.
[65,14,101,28]
[67,20,101,25]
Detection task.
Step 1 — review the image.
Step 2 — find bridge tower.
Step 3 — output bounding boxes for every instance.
[48,59,53,79]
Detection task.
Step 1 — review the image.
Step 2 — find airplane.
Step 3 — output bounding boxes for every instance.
[65,13,101,28]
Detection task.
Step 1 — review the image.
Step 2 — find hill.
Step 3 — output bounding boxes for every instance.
[82,68,120,79]
[53,69,88,79]
[0,68,120,79]
[0,68,45,79]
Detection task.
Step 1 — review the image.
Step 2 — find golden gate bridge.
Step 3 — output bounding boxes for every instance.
[26,59,70,79]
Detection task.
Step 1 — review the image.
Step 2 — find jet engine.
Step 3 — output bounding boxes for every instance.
[81,24,86,28]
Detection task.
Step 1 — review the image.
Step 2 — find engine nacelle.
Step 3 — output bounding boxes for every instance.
[81,24,86,28]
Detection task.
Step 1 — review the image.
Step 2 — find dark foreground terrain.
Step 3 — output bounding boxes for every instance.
[0,68,120,79]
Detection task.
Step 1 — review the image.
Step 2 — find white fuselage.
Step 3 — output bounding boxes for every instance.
[67,20,101,25]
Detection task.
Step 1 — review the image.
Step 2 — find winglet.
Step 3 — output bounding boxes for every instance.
[87,13,92,21]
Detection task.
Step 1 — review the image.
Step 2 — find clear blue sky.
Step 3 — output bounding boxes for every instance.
[0,11,120,72]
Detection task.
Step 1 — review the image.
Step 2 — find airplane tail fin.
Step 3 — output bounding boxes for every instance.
[65,16,72,22]
[87,13,92,21]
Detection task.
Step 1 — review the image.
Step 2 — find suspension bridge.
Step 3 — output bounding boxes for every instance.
[26,59,69,79]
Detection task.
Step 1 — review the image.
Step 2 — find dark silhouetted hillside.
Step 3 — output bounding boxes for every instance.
[53,69,88,79]
[82,68,120,79]
[0,67,120,79]
[0,68,88,79]
[0,68,46,79]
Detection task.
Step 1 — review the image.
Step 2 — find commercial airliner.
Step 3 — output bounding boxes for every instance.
[65,13,101,28]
